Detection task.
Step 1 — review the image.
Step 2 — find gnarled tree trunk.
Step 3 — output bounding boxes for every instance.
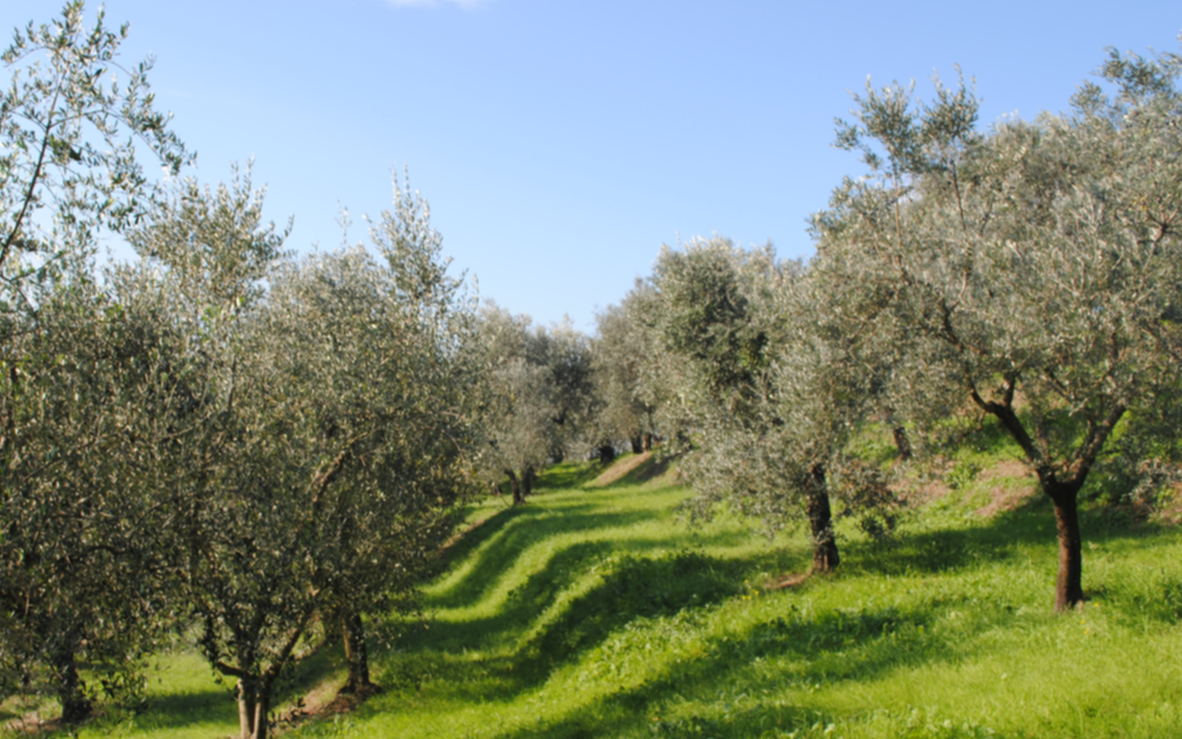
[892,426,912,461]
[505,469,524,505]
[970,388,1120,612]
[1047,482,1084,612]
[598,443,617,464]
[340,609,372,695]
[807,465,839,573]
[53,642,91,725]
[235,669,283,739]
[236,676,258,739]
[216,616,311,739]
[521,466,536,499]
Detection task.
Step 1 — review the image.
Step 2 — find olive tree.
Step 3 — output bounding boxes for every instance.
[543,318,597,461]
[123,170,287,738]
[0,2,188,719]
[474,305,594,502]
[131,170,476,739]
[0,266,191,721]
[1,0,188,318]
[474,303,547,503]
[648,238,895,572]
[814,47,1182,610]
[590,280,661,455]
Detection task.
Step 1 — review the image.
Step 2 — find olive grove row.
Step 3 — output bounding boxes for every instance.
[0,7,490,737]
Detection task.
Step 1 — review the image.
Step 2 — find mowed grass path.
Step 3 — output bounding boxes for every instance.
[35,456,1182,738]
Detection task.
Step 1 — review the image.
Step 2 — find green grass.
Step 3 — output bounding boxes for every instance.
[15,456,1182,738]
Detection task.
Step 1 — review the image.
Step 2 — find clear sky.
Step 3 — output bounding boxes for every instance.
[6,1,1181,331]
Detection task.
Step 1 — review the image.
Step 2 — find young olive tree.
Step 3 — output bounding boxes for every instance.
[127,171,292,739]
[474,304,594,502]
[590,279,662,455]
[649,238,894,572]
[814,47,1182,611]
[0,265,191,721]
[133,170,476,739]
[328,173,479,694]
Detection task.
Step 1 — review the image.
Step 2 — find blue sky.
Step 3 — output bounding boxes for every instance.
[6,1,1181,330]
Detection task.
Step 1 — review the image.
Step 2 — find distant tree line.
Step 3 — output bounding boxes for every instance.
[3,3,1181,736]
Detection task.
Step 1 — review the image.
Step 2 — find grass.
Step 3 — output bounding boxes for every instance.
[11,451,1182,738]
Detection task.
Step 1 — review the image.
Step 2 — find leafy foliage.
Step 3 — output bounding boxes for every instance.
[813,47,1182,609]
[0,0,189,318]
[474,304,595,502]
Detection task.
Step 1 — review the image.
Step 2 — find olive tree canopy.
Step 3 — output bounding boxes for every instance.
[813,47,1182,611]
[648,237,899,572]
[473,303,594,503]
[129,171,476,739]
[1,0,188,315]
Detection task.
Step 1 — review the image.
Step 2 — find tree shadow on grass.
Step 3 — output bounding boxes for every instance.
[424,508,668,609]
[842,490,1159,580]
[436,492,672,571]
[406,531,753,653]
[376,531,999,714]
[374,548,749,703]
[134,688,238,730]
[363,575,1030,739]
[532,463,606,492]
[881,493,1047,566]
[612,450,684,488]
[354,502,1110,739]
[477,593,1027,739]
[425,482,754,611]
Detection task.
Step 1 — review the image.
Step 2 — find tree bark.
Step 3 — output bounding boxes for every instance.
[1049,486,1084,612]
[235,675,275,739]
[251,687,271,739]
[237,677,257,739]
[642,433,653,452]
[630,436,643,454]
[522,466,536,499]
[340,609,372,695]
[599,443,617,464]
[53,643,91,725]
[506,469,524,505]
[806,466,839,573]
[892,426,912,461]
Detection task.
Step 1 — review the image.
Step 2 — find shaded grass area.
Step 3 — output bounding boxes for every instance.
[17,454,1182,738]
[5,633,349,738]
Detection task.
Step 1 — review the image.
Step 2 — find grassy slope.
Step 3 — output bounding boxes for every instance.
[19,451,1182,738]
[303,455,1182,739]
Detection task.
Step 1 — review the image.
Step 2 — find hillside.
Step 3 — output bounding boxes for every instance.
[11,452,1182,739]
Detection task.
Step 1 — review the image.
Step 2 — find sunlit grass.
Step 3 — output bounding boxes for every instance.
[20,455,1182,738]
[292,459,1182,739]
